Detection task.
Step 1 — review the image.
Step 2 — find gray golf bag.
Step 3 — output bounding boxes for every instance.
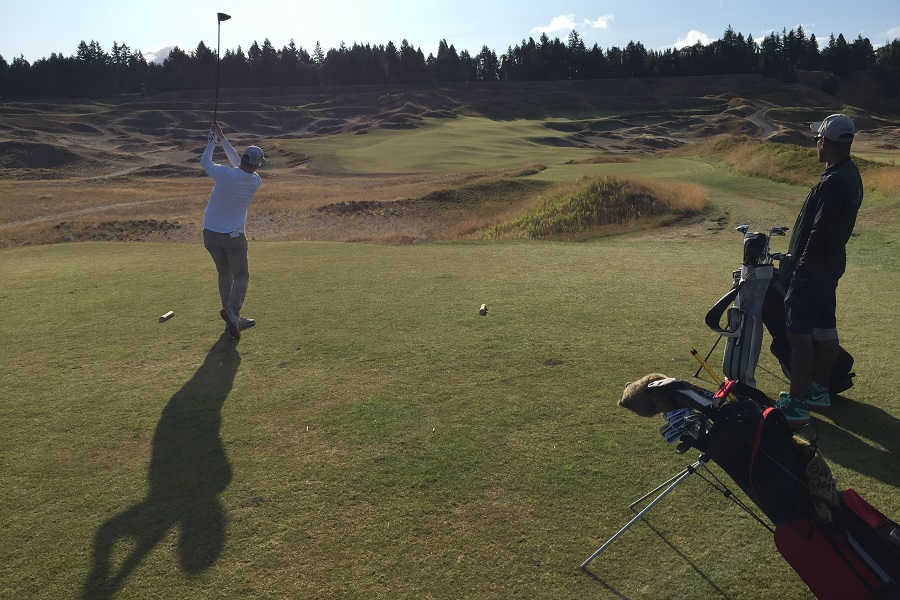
[705,227,779,388]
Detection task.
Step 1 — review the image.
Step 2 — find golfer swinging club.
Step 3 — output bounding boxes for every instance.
[201,121,265,339]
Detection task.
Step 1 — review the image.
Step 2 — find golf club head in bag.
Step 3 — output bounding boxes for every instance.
[660,408,708,453]
[743,232,769,266]
[619,373,718,418]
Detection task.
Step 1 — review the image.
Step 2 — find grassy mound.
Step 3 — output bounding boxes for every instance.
[0,140,84,169]
[486,175,707,239]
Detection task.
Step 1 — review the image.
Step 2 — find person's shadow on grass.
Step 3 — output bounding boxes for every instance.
[811,395,900,489]
[83,333,239,599]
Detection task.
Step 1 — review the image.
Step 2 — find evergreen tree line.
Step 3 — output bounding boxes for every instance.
[2,26,899,100]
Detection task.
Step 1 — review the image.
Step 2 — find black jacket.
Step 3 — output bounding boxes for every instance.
[787,158,863,281]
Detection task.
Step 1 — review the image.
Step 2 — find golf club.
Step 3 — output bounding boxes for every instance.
[214,12,231,122]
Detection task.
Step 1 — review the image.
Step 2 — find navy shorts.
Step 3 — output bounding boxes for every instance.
[784,276,837,334]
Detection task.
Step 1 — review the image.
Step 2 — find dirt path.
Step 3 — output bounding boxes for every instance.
[749,101,777,138]
[0,197,192,229]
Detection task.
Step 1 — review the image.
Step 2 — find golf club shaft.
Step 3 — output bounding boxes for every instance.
[215,22,221,121]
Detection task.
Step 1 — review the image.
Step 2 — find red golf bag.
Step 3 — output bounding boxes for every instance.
[775,488,900,599]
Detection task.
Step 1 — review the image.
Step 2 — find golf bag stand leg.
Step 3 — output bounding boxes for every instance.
[580,455,709,569]
[693,336,723,380]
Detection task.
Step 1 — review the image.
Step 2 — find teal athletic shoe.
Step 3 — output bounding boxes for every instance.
[806,383,831,408]
[775,392,810,428]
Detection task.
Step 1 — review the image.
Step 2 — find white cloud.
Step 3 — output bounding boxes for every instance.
[885,26,900,40]
[584,14,615,30]
[673,30,713,50]
[141,44,178,64]
[532,14,577,35]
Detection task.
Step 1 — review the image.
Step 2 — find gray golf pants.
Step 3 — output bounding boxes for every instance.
[203,229,249,316]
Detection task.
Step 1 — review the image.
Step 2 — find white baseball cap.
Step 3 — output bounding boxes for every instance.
[242,146,266,167]
[810,114,855,143]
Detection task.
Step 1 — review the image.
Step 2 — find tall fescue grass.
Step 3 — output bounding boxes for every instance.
[864,166,900,197]
[484,175,707,239]
[675,134,900,198]
[673,135,820,185]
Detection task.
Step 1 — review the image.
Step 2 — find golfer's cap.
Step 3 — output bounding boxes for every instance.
[811,114,855,142]
[242,146,266,167]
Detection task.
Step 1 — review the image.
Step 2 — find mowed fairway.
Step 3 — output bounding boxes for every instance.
[2,85,900,598]
[285,116,608,174]
[3,224,900,599]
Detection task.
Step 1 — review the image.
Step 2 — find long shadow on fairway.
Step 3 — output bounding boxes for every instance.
[811,396,900,489]
[83,333,239,599]
[581,518,735,599]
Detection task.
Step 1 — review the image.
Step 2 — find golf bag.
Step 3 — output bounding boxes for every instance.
[690,380,816,525]
[775,488,900,599]
[705,229,777,388]
[706,227,856,392]
[618,375,900,597]
[619,376,828,525]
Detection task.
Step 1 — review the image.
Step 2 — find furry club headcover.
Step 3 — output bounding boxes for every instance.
[619,373,687,417]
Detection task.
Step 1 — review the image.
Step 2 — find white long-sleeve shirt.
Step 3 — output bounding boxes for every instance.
[200,138,262,234]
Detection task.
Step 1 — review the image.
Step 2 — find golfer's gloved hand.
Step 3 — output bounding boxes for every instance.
[208,129,217,144]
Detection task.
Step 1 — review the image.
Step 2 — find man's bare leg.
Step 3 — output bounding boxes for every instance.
[788,331,815,401]
[813,337,839,388]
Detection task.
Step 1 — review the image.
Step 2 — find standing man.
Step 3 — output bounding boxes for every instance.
[201,121,266,340]
[775,114,863,427]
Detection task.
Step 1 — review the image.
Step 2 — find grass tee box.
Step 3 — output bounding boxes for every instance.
[2,234,899,599]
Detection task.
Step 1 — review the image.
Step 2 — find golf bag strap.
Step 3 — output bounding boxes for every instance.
[705,281,745,334]
[749,406,777,506]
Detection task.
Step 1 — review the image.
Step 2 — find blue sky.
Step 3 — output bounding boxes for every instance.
[1,0,898,64]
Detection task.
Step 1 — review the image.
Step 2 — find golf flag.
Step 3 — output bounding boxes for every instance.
[218,12,231,22]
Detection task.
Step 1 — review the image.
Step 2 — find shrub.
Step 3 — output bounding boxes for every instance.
[821,74,841,96]
[486,175,706,239]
